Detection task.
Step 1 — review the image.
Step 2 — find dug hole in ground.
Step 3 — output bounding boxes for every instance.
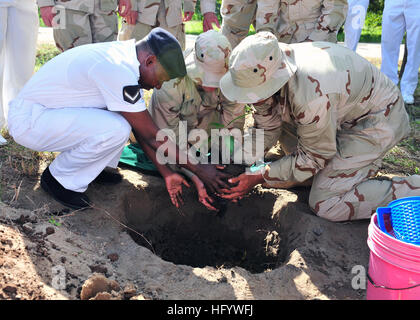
[0,151,371,300]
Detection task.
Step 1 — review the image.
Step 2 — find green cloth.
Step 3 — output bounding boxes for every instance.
[119,143,158,173]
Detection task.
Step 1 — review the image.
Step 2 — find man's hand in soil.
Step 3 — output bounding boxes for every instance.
[202,12,220,32]
[40,6,55,27]
[219,172,265,200]
[164,172,190,208]
[190,174,218,211]
[192,164,232,194]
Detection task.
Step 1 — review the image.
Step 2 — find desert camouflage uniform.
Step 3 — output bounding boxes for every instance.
[263,42,419,221]
[148,31,244,149]
[118,0,216,50]
[221,0,280,48]
[276,0,348,43]
[37,0,118,51]
[220,32,420,222]
[149,76,245,146]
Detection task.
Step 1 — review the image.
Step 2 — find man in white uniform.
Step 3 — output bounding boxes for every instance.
[0,0,39,145]
[381,0,420,105]
[344,0,369,51]
[7,28,230,210]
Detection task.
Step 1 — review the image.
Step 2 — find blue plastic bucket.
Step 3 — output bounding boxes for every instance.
[377,197,420,245]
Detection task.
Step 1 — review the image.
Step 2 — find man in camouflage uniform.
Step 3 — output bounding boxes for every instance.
[276,0,348,43]
[38,0,119,51]
[220,0,280,48]
[147,30,245,210]
[149,30,244,148]
[118,0,219,50]
[218,32,420,222]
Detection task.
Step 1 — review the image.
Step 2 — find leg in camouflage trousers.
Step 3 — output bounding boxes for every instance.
[118,0,186,50]
[53,0,118,51]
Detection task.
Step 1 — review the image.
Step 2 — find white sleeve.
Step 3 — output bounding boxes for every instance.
[89,61,146,113]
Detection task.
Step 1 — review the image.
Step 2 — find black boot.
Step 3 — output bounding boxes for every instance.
[92,169,123,185]
[41,167,91,210]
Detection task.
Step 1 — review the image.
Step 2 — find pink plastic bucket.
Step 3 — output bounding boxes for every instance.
[367,213,420,300]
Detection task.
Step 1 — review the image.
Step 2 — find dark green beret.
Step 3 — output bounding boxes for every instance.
[146,27,187,79]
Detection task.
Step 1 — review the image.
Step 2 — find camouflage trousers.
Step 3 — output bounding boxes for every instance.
[261,104,420,222]
[52,0,118,51]
[118,2,186,50]
[221,0,257,48]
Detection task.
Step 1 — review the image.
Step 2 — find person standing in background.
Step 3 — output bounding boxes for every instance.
[0,0,39,145]
[276,0,348,44]
[38,0,119,52]
[220,0,280,48]
[381,0,420,105]
[118,0,220,51]
[344,0,369,51]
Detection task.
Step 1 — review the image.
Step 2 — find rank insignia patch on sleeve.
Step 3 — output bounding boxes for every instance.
[122,85,141,104]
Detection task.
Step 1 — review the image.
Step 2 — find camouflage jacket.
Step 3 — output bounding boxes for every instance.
[277,0,348,43]
[149,76,245,145]
[256,42,410,184]
[37,0,118,13]
[127,0,216,27]
[256,0,281,33]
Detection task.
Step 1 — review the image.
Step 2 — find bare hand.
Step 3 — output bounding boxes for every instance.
[194,164,232,194]
[124,10,138,25]
[165,173,190,208]
[191,176,218,211]
[183,11,194,22]
[40,6,55,27]
[203,12,220,32]
[118,0,132,17]
[218,173,264,200]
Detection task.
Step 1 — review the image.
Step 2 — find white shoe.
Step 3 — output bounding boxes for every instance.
[403,94,414,104]
[0,134,6,146]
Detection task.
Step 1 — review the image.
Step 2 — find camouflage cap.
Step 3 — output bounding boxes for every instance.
[185,30,232,88]
[219,32,297,104]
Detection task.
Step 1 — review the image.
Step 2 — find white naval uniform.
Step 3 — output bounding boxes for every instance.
[8,40,146,192]
[0,0,39,143]
[344,0,369,51]
[381,0,420,98]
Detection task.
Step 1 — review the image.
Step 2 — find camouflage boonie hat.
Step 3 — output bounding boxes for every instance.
[185,30,232,88]
[220,32,297,104]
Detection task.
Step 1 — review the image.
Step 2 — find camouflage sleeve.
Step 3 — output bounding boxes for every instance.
[220,97,246,131]
[129,0,138,11]
[255,0,280,33]
[149,78,186,142]
[262,94,338,184]
[252,97,282,153]
[149,78,199,144]
[183,0,197,13]
[37,0,55,7]
[307,0,348,42]
[200,0,216,14]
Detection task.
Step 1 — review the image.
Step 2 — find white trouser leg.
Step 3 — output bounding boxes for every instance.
[8,101,132,192]
[344,0,369,51]
[400,0,420,97]
[381,0,405,85]
[1,2,38,129]
[0,7,8,130]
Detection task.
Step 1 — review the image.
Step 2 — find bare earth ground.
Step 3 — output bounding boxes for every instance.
[0,39,419,300]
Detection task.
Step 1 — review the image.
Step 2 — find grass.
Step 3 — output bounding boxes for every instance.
[35,44,60,72]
